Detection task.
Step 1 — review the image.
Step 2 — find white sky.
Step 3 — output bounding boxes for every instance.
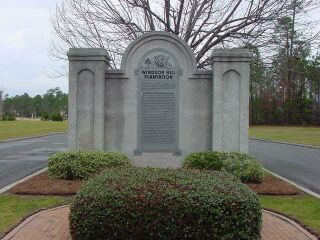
[0,0,67,97]
[0,1,319,97]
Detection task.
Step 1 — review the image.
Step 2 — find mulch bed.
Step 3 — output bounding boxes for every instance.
[246,174,301,195]
[9,171,302,196]
[9,172,84,196]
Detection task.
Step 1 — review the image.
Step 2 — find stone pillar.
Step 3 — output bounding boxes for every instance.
[67,48,110,150]
[211,49,251,153]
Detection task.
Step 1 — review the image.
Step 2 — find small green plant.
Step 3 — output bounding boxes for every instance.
[41,112,50,121]
[48,151,131,180]
[70,168,262,240]
[1,113,16,121]
[50,112,63,121]
[223,152,263,183]
[183,151,263,183]
[183,151,224,170]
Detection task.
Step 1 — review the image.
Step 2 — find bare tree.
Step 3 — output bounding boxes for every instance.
[50,0,316,68]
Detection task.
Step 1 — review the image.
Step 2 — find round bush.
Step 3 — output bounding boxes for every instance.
[223,152,264,183]
[48,151,131,180]
[41,112,50,121]
[183,151,224,170]
[183,151,264,183]
[70,168,262,240]
[50,112,63,121]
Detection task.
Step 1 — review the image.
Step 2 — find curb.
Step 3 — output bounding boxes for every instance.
[264,169,320,199]
[262,209,318,240]
[0,168,48,194]
[0,132,66,143]
[250,137,320,150]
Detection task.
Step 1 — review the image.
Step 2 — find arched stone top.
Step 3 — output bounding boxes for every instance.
[77,68,95,76]
[223,69,241,78]
[120,31,197,71]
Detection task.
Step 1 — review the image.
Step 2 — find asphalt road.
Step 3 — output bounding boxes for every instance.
[250,139,320,195]
[0,134,66,188]
[1,134,319,196]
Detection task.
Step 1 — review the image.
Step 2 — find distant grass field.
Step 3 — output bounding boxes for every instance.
[0,120,68,141]
[249,126,320,147]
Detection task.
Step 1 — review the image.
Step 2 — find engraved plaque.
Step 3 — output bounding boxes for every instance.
[137,50,179,152]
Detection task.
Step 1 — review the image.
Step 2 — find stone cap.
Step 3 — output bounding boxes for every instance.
[211,48,252,62]
[67,48,110,62]
[120,31,197,70]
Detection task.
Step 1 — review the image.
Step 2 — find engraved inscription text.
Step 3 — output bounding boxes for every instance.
[138,52,177,152]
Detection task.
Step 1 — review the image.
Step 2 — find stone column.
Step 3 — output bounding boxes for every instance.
[211,49,251,153]
[67,48,110,150]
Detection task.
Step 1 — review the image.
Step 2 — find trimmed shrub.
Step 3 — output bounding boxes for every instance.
[223,152,264,183]
[50,112,63,121]
[48,151,131,180]
[1,114,16,121]
[183,151,224,170]
[183,151,263,183]
[70,168,262,240]
[41,112,50,121]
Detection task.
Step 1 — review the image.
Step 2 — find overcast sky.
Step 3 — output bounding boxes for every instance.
[0,1,319,97]
[0,0,67,97]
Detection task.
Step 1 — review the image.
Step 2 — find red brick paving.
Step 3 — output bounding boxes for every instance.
[2,206,318,240]
[3,206,71,240]
[261,210,317,240]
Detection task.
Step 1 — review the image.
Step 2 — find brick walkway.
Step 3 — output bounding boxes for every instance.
[2,206,318,240]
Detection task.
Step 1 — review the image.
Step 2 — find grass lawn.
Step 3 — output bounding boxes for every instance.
[0,120,68,141]
[0,194,72,236]
[260,194,320,234]
[249,126,320,147]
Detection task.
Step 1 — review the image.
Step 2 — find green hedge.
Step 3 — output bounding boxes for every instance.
[41,112,50,121]
[183,151,224,170]
[50,112,63,121]
[1,114,16,121]
[223,152,264,183]
[48,151,131,180]
[183,151,263,183]
[70,168,262,240]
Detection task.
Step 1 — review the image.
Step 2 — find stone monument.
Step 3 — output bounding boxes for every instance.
[67,31,251,167]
